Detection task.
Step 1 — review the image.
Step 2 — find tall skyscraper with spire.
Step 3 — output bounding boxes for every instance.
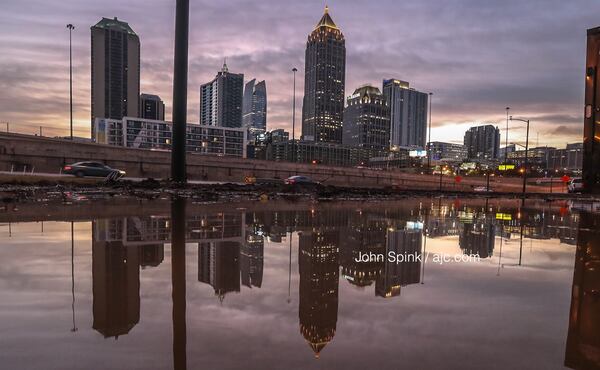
[301,6,346,144]
[200,61,244,127]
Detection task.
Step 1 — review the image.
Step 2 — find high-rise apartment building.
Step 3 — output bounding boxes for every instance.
[139,94,165,121]
[382,79,428,149]
[242,79,267,140]
[343,85,390,151]
[463,124,500,160]
[91,17,140,139]
[200,62,244,128]
[301,6,346,144]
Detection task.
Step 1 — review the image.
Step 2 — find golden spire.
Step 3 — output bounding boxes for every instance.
[314,5,339,30]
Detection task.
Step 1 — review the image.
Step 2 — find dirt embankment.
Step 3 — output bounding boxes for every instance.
[0,178,592,207]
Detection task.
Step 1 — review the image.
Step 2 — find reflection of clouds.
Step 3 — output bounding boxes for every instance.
[0,213,577,369]
[0,0,595,145]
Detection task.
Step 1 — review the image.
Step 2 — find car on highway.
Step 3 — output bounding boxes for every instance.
[473,186,492,192]
[568,177,584,193]
[63,161,126,178]
[284,175,316,185]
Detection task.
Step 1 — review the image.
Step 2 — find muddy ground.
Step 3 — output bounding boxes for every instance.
[0,177,593,206]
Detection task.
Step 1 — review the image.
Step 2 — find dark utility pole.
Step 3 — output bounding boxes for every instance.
[67,24,75,140]
[292,68,297,163]
[510,116,530,199]
[171,0,190,183]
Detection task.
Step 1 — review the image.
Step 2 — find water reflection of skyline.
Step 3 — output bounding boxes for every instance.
[84,202,581,356]
[0,200,587,369]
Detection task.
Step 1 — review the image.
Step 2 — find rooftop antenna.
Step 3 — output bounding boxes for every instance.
[222,58,229,73]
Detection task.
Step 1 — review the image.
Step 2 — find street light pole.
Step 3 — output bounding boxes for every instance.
[67,24,75,140]
[505,107,509,163]
[292,67,297,163]
[510,116,531,199]
[171,0,190,183]
[427,92,433,170]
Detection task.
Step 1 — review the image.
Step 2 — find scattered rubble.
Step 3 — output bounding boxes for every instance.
[0,178,596,206]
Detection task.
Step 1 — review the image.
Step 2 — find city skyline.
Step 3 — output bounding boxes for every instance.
[0,0,597,146]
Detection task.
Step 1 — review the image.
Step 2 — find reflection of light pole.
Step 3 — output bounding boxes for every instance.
[67,24,75,140]
[518,222,524,266]
[427,92,433,170]
[421,211,428,284]
[497,222,503,276]
[509,116,530,200]
[171,198,187,370]
[292,68,297,163]
[70,221,77,332]
[287,231,292,303]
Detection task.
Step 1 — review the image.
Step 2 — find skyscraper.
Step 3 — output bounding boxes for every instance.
[198,241,241,302]
[200,62,244,128]
[92,220,140,338]
[375,228,421,298]
[301,6,346,144]
[91,17,140,139]
[343,85,390,150]
[242,79,267,140]
[383,79,428,149]
[298,230,339,359]
[139,93,165,121]
[463,124,501,160]
[459,222,495,259]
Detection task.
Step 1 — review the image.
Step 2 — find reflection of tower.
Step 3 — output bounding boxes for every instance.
[459,222,495,258]
[565,212,600,369]
[340,220,386,287]
[92,237,140,338]
[139,244,165,267]
[298,230,339,359]
[198,241,240,301]
[376,229,421,298]
[241,233,264,288]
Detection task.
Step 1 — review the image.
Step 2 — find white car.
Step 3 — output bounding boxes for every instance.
[568,178,584,193]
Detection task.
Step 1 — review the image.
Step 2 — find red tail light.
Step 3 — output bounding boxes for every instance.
[64,166,72,171]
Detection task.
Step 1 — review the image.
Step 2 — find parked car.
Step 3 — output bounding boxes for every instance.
[473,186,492,193]
[284,175,316,185]
[568,178,584,193]
[63,162,126,178]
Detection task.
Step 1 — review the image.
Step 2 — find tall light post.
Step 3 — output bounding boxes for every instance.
[510,116,530,199]
[171,0,190,183]
[67,24,75,140]
[505,107,510,163]
[427,92,433,170]
[292,68,297,163]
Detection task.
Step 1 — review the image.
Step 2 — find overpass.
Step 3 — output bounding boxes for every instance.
[0,132,553,192]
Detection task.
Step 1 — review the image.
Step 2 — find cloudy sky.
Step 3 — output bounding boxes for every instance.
[0,0,598,147]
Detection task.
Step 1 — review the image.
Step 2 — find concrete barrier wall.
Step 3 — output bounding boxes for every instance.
[0,132,541,191]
